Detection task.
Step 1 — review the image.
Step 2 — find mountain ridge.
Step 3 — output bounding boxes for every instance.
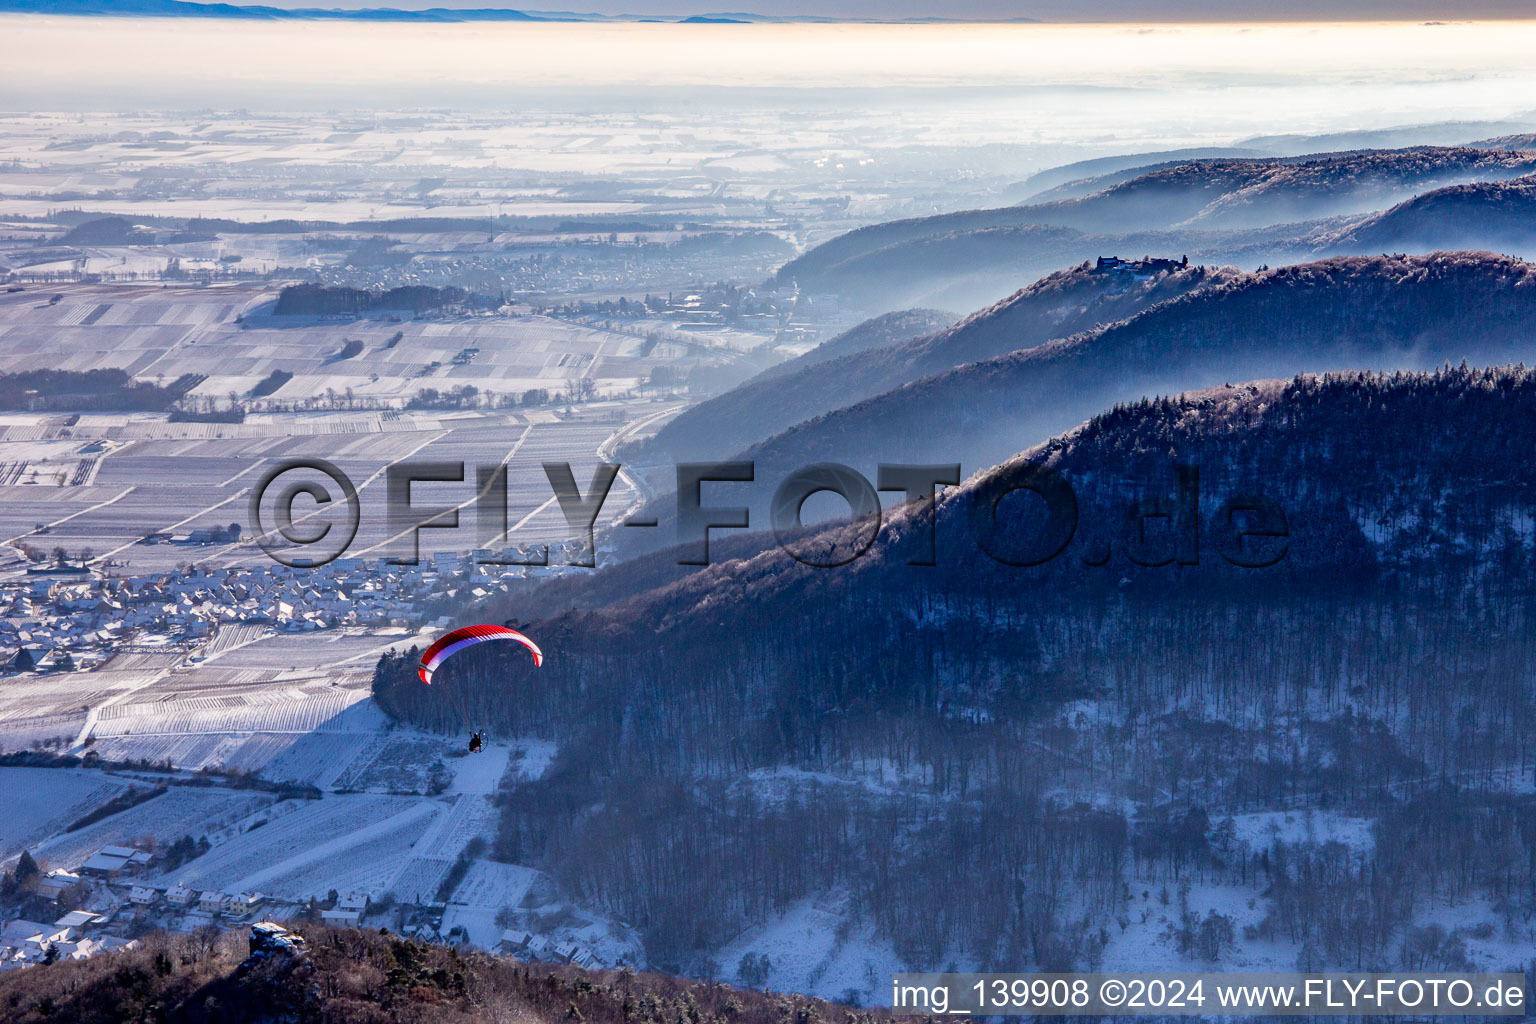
[507,361,1536,643]
[724,252,1536,522]
[1325,175,1536,251]
[776,147,1536,311]
[635,262,1235,470]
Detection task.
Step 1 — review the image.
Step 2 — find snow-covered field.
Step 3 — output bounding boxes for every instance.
[152,793,440,902]
[80,685,385,779]
[0,767,128,861]
[262,732,387,789]
[31,788,274,871]
[508,739,558,784]
[441,860,541,947]
[448,740,516,795]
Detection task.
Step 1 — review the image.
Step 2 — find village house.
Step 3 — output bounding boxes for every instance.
[224,892,265,920]
[198,891,231,914]
[53,910,107,931]
[2,549,529,680]
[36,869,80,900]
[0,920,54,954]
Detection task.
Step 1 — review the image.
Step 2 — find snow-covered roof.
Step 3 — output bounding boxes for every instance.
[53,911,105,929]
[80,852,132,873]
[0,921,49,943]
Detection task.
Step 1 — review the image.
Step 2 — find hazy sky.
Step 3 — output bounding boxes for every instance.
[290,0,1536,19]
[11,15,1536,120]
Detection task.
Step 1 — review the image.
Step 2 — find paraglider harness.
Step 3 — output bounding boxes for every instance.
[468,731,483,753]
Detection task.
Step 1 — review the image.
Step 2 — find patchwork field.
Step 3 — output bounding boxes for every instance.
[0,282,671,399]
[0,278,685,576]
[0,414,668,573]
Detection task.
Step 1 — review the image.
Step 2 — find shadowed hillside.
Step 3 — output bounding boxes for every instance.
[774,147,1536,310]
[1025,147,1536,233]
[1002,146,1269,203]
[777,147,1536,282]
[739,252,1536,495]
[634,262,1234,468]
[753,309,958,379]
[377,364,1536,973]
[774,222,1277,315]
[1322,176,1536,252]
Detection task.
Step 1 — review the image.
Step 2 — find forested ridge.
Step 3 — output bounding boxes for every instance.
[740,252,1536,485]
[628,261,1236,526]
[376,364,1536,973]
[272,283,486,316]
[1326,175,1536,250]
[774,146,1536,289]
[1038,146,1536,231]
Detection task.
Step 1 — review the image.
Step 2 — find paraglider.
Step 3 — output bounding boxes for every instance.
[418,625,543,749]
[419,624,543,684]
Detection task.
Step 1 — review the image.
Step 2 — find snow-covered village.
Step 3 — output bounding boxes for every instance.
[3,551,563,673]
[0,549,639,978]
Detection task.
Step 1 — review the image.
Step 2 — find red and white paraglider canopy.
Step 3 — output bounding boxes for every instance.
[419,624,543,685]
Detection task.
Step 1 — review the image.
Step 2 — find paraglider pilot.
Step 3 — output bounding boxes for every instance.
[417,626,542,759]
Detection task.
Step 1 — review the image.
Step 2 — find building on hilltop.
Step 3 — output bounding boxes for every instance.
[1095,254,1189,276]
